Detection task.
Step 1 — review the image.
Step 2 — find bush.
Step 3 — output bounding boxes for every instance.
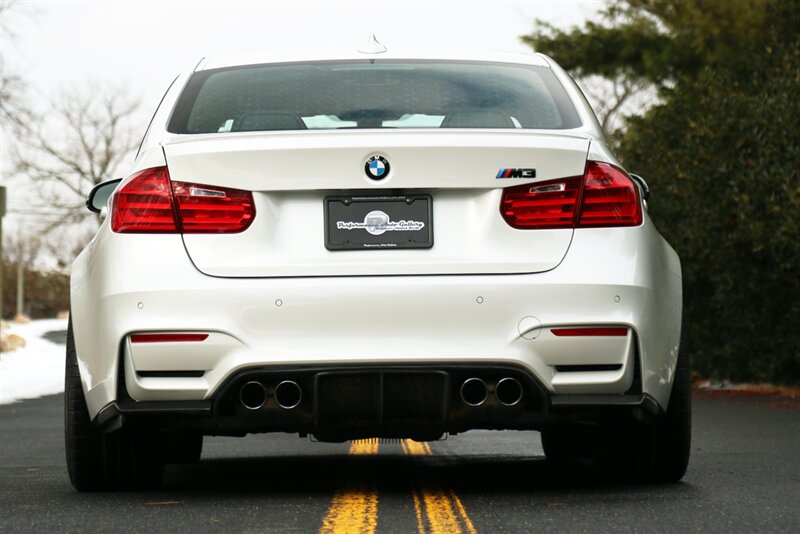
[620,24,800,383]
[1,262,70,320]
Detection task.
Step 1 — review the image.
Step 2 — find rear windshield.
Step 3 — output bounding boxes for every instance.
[168,60,581,133]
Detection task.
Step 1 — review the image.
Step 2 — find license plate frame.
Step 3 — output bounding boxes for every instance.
[324,194,433,251]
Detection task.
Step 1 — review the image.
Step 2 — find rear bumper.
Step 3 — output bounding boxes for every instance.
[94,363,662,439]
[71,221,682,423]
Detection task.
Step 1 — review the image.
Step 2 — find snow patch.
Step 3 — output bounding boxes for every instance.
[0,318,69,405]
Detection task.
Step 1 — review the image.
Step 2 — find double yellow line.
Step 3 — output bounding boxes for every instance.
[319,440,379,533]
[402,440,477,534]
[320,439,476,534]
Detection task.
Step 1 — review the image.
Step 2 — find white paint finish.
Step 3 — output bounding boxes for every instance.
[548,333,635,394]
[162,131,590,191]
[69,52,682,424]
[182,189,574,277]
[71,219,681,417]
[70,231,193,416]
[518,316,543,340]
[551,368,632,392]
[165,131,589,277]
[534,331,631,367]
[124,350,208,401]
[199,48,553,71]
[126,332,243,371]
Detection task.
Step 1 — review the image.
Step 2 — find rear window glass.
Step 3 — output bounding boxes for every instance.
[168,60,581,133]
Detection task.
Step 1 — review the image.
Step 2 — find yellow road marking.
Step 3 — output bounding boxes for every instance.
[319,440,379,534]
[349,438,379,456]
[402,440,477,534]
[402,441,429,534]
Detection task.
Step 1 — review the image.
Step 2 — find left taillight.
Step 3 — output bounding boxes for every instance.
[111,166,255,234]
[111,167,179,233]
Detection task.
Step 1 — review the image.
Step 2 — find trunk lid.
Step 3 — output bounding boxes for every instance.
[163,130,589,277]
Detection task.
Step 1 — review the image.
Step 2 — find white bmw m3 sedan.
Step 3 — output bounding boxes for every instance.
[66,43,689,490]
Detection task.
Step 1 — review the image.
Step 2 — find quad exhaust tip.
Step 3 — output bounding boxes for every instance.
[495,377,523,406]
[239,381,267,410]
[275,380,303,410]
[460,377,488,406]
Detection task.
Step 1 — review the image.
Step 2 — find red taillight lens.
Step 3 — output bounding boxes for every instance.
[551,327,629,337]
[111,167,179,233]
[500,161,642,230]
[500,176,582,229]
[577,161,642,227]
[111,166,255,234]
[172,182,255,233]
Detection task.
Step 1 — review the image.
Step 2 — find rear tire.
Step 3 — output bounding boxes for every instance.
[651,350,692,482]
[65,320,165,491]
[165,432,203,464]
[541,425,591,462]
[593,351,691,482]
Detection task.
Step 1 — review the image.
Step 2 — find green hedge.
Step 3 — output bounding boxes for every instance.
[620,26,800,383]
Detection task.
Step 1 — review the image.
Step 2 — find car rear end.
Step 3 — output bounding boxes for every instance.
[70,52,681,447]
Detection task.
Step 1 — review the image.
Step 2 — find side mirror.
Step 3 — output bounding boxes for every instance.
[629,173,650,201]
[86,178,122,214]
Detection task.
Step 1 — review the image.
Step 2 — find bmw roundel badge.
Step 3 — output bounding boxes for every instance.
[365,155,390,180]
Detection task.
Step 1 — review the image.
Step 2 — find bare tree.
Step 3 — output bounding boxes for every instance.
[0,0,33,127]
[11,86,141,227]
[2,228,42,265]
[577,74,650,138]
[44,225,97,271]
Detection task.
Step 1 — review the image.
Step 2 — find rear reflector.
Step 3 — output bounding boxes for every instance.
[130,333,209,343]
[551,327,628,337]
[500,161,642,229]
[111,166,255,234]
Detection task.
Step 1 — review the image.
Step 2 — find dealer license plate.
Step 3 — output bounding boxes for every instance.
[324,194,433,251]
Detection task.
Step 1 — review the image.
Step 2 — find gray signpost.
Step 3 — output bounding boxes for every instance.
[0,185,5,321]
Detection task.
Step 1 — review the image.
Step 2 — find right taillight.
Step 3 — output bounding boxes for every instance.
[577,161,642,227]
[500,176,583,229]
[111,166,255,234]
[500,161,642,229]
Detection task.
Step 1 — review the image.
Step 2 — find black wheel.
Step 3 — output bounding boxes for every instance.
[165,432,203,464]
[651,350,692,482]
[65,319,165,491]
[592,351,691,483]
[541,424,591,462]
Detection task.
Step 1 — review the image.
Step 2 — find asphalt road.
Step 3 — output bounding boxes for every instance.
[1,389,798,533]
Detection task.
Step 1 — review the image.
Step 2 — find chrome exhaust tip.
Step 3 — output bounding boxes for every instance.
[239,381,267,410]
[275,380,303,410]
[495,377,523,406]
[460,377,488,407]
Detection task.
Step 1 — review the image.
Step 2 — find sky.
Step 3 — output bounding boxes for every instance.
[0,0,603,261]
[3,0,602,118]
